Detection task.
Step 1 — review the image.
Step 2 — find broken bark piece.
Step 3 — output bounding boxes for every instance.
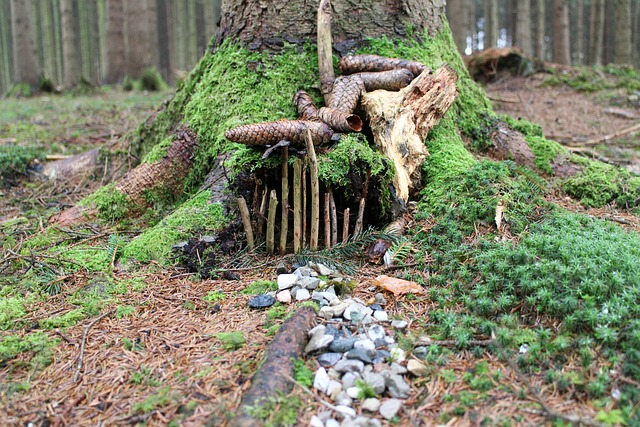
[317,107,363,132]
[374,274,424,295]
[317,0,334,103]
[338,54,430,76]
[225,120,334,146]
[355,69,414,92]
[293,90,319,119]
[228,306,316,427]
[329,75,365,113]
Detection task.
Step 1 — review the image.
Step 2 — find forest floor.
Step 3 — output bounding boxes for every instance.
[1,70,639,427]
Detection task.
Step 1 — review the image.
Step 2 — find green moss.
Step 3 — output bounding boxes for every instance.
[500,115,543,137]
[133,387,175,414]
[140,68,169,92]
[121,190,226,263]
[542,65,640,92]
[40,308,86,329]
[214,331,245,351]
[80,183,130,223]
[525,136,568,175]
[241,280,278,295]
[0,331,58,372]
[0,297,27,330]
[562,156,640,209]
[142,135,173,163]
[0,145,44,175]
[246,393,303,427]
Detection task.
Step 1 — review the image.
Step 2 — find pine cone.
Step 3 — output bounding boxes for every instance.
[355,69,414,92]
[317,107,363,132]
[329,75,365,113]
[293,90,318,118]
[338,54,430,77]
[224,120,334,146]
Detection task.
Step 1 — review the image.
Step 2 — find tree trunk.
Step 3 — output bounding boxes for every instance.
[613,0,632,64]
[468,0,477,52]
[552,0,571,65]
[125,0,152,78]
[589,0,604,65]
[574,0,584,65]
[105,0,125,83]
[515,0,531,56]
[10,0,39,85]
[447,0,467,54]
[216,0,445,51]
[1,0,14,94]
[534,0,545,59]
[483,0,498,49]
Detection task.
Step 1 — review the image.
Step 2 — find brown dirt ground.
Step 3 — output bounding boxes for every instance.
[2,75,639,426]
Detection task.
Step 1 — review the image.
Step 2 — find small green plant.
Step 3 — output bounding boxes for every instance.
[246,393,303,427]
[116,305,136,318]
[204,290,226,302]
[215,331,245,351]
[129,365,161,386]
[122,337,144,352]
[133,387,174,414]
[355,379,377,399]
[241,280,277,295]
[293,358,313,388]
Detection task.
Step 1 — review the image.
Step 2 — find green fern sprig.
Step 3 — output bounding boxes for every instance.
[385,238,413,265]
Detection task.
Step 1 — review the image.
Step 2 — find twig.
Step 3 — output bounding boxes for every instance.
[266,190,279,255]
[306,129,320,250]
[237,196,255,250]
[73,309,115,383]
[563,122,640,147]
[54,329,78,346]
[353,169,370,235]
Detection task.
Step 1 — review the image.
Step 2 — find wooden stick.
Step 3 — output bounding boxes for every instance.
[329,188,337,246]
[279,147,289,254]
[266,190,278,255]
[576,122,640,147]
[293,159,303,253]
[302,156,307,248]
[257,187,268,237]
[237,197,255,250]
[342,208,350,242]
[74,310,114,383]
[324,192,331,248]
[353,170,370,235]
[306,130,320,250]
[317,0,334,104]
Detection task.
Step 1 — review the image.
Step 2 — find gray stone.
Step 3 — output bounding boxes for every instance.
[346,386,360,399]
[361,397,381,412]
[334,359,365,374]
[316,352,343,368]
[407,359,429,376]
[275,262,288,275]
[383,372,410,398]
[308,324,326,337]
[343,303,373,321]
[294,266,315,279]
[346,348,374,364]
[277,273,298,290]
[310,262,336,276]
[369,304,383,311]
[374,338,387,348]
[379,398,403,420]
[354,339,375,351]
[325,325,341,337]
[248,294,276,309]
[319,305,337,319]
[334,391,353,406]
[299,276,321,289]
[413,346,428,359]
[389,362,407,375]
[310,415,324,427]
[335,405,357,418]
[312,291,326,303]
[314,367,330,394]
[305,334,334,354]
[390,320,408,330]
[374,293,387,305]
[373,310,388,321]
[327,380,343,399]
[326,419,340,427]
[367,324,386,341]
[341,372,359,389]
[295,288,311,301]
[329,337,357,353]
[389,347,406,363]
[374,349,391,363]
[362,371,386,394]
[342,417,382,427]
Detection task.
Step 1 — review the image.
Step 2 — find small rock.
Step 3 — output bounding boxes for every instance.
[374,293,387,305]
[334,391,353,406]
[379,398,403,420]
[276,262,289,275]
[346,386,360,399]
[306,334,334,354]
[373,310,388,321]
[390,320,408,330]
[362,371,385,394]
[362,397,381,412]
[326,419,340,427]
[407,359,429,376]
[310,262,335,276]
[294,266,315,279]
[389,362,407,375]
[334,359,365,374]
[248,294,276,309]
[314,367,330,394]
[322,291,338,302]
[310,415,324,427]
[312,291,326,303]
[308,324,326,337]
[373,338,387,348]
[276,290,292,303]
[374,349,391,363]
[319,305,337,319]
[316,352,343,367]
[341,372,360,389]
[327,380,343,399]
[383,372,410,398]
[354,339,375,351]
[277,273,298,290]
[367,324,386,341]
[299,277,321,289]
[389,347,406,363]
[329,337,357,353]
[295,288,311,301]
[346,348,374,364]
[413,346,428,359]
[343,417,382,427]
[369,304,383,311]
[335,405,356,418]
[344,303,373,321]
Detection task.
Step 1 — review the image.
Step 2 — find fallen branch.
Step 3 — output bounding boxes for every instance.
[570,122,640,147]
[73,309,115,383]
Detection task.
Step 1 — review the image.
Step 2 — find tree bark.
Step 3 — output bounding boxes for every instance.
[215,0,445,51]
[61,0,80,85]
[515,0,531,56]
[125,0,152,78]
[552,0,571,65]
[589,0,604,65]
[483,0,498,49]
[10,0,39,85]
[534,0,545,60]
[446,0,467,54]
[613,0,632,64]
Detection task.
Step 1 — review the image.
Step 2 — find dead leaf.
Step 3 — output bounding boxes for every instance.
[373,275,424,295]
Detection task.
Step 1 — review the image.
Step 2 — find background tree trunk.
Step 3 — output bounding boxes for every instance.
[483,0,498,49]
[105,0,125,83]
[60,0,80,86]
[216,0,445,50]
[589,0,604,65]
[614,0,632,64]
[468,0,477,52]
[0,1,13,91]
[534,0,545,59]
[515,0,531,56]
[447,0,467,54]
[574,0,584,65]
[125,0,153,78]
[552,0,571,65]
[10,0,39,85]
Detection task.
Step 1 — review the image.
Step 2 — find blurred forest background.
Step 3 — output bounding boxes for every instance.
[0,0,639,96]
